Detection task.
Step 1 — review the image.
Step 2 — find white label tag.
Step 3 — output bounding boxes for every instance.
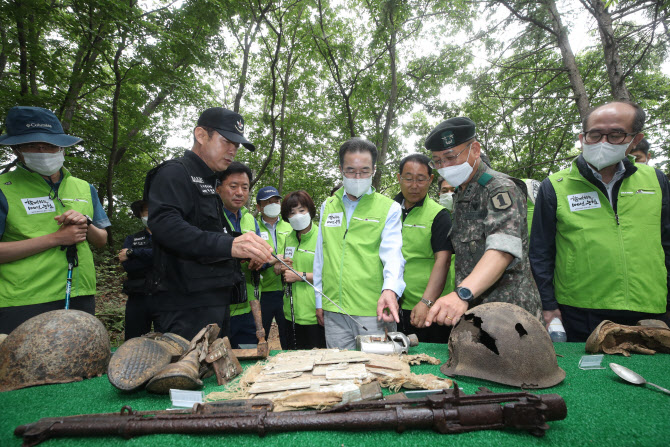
[260,232,269,241]
[22,197,56,214]
[285,246,296,258]
[568,191,601,212]
[325,212,343,227]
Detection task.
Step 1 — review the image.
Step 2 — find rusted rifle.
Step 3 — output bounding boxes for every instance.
[15,387,567,446]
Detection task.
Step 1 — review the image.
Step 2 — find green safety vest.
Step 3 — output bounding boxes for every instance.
[257,217,292,292]
[400,197,454,310]
[0,166,96,307]
[522,178,540,237]
[224,207,259,316]
[282,224,318,324]
[549,159,666,312]
[320,188,393,316]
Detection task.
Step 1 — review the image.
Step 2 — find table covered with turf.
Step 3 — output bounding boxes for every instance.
[1,343,668,446]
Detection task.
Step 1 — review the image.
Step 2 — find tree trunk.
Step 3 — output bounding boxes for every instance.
[589,0,631,101]
[14,1,28,96]
[105,38,126,248]
[373,27,398,190]
[544,0,590,120]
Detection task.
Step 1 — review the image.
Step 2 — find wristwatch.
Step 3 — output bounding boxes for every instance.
[455,286,474,302]
[420,298,434,308]
[302,272,307,281]
[126,249,134,258]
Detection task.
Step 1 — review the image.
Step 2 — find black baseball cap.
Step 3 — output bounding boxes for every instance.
[0,106,82,147]
[130,200,146,218]
[425,117,476,152]
[197,107,256,151]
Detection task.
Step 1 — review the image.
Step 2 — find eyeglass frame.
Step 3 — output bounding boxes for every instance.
[342,167,374,179]
[582,130,638,145]
[399,175,431,185]
[429,141,474,169]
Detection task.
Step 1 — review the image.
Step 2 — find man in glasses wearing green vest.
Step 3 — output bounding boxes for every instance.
[313,137,406,349]
[530,101,670,341]
[422,117,541,328]
[394,154,453,343]
[0,106,110,334]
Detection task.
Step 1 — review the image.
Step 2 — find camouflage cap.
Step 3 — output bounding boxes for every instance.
[425,117,476,152]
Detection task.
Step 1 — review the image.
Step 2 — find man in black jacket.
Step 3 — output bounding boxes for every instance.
[144,108,273,340]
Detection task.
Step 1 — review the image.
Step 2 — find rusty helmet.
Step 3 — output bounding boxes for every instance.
[440,302,565,389]
[0,310,111,392]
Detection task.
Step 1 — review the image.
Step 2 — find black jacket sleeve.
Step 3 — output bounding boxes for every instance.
[431,208,454,253]
[147,163,233,260]
[121,234,153,273]
[655,169,670,308]
[529,178,558,311]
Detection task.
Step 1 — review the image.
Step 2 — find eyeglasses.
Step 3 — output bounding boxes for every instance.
[583,130,637,145]
[400,176,430,185]
[15,143,63,153]
[429,142,473,169]
[343,168,373,178]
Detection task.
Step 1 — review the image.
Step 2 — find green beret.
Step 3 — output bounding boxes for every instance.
[424,117,476,152]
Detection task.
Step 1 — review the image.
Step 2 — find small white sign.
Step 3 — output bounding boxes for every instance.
[260,232,269,240]
[325,212,343,227]
[21,197,56,215]
[285,246,296,258]
[568,191,601,212]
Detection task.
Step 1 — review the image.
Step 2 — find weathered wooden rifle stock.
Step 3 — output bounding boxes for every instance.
[15,387,567,446]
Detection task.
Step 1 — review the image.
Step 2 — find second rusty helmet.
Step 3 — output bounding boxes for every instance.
[0,309,111,392]
[440,302,565,389]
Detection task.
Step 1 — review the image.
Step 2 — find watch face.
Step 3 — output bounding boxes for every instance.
[456,287,473,301]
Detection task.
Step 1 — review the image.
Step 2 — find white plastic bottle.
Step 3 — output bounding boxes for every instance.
[548,317,567,342]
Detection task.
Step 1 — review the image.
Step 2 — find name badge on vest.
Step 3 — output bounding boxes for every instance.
[285,246,296,258]
[325,212,343,227]
[567,191,601,212]
[260,231,269,241]
[22,197,56,215]
[191,176,216,195]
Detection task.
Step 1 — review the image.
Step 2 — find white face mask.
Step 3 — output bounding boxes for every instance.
[22,151,65,176]
[263,203,281,219]
[342,176,372,198]
[436,146,474,187]
[439,192,454,211]
[582,141,630,171]
[288,212,311,231]
[141,216,149,228]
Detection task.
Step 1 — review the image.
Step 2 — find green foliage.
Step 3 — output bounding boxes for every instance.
[92,251,127,347]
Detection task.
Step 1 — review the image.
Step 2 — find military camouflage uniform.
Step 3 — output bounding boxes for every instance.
[450,160,542,318]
